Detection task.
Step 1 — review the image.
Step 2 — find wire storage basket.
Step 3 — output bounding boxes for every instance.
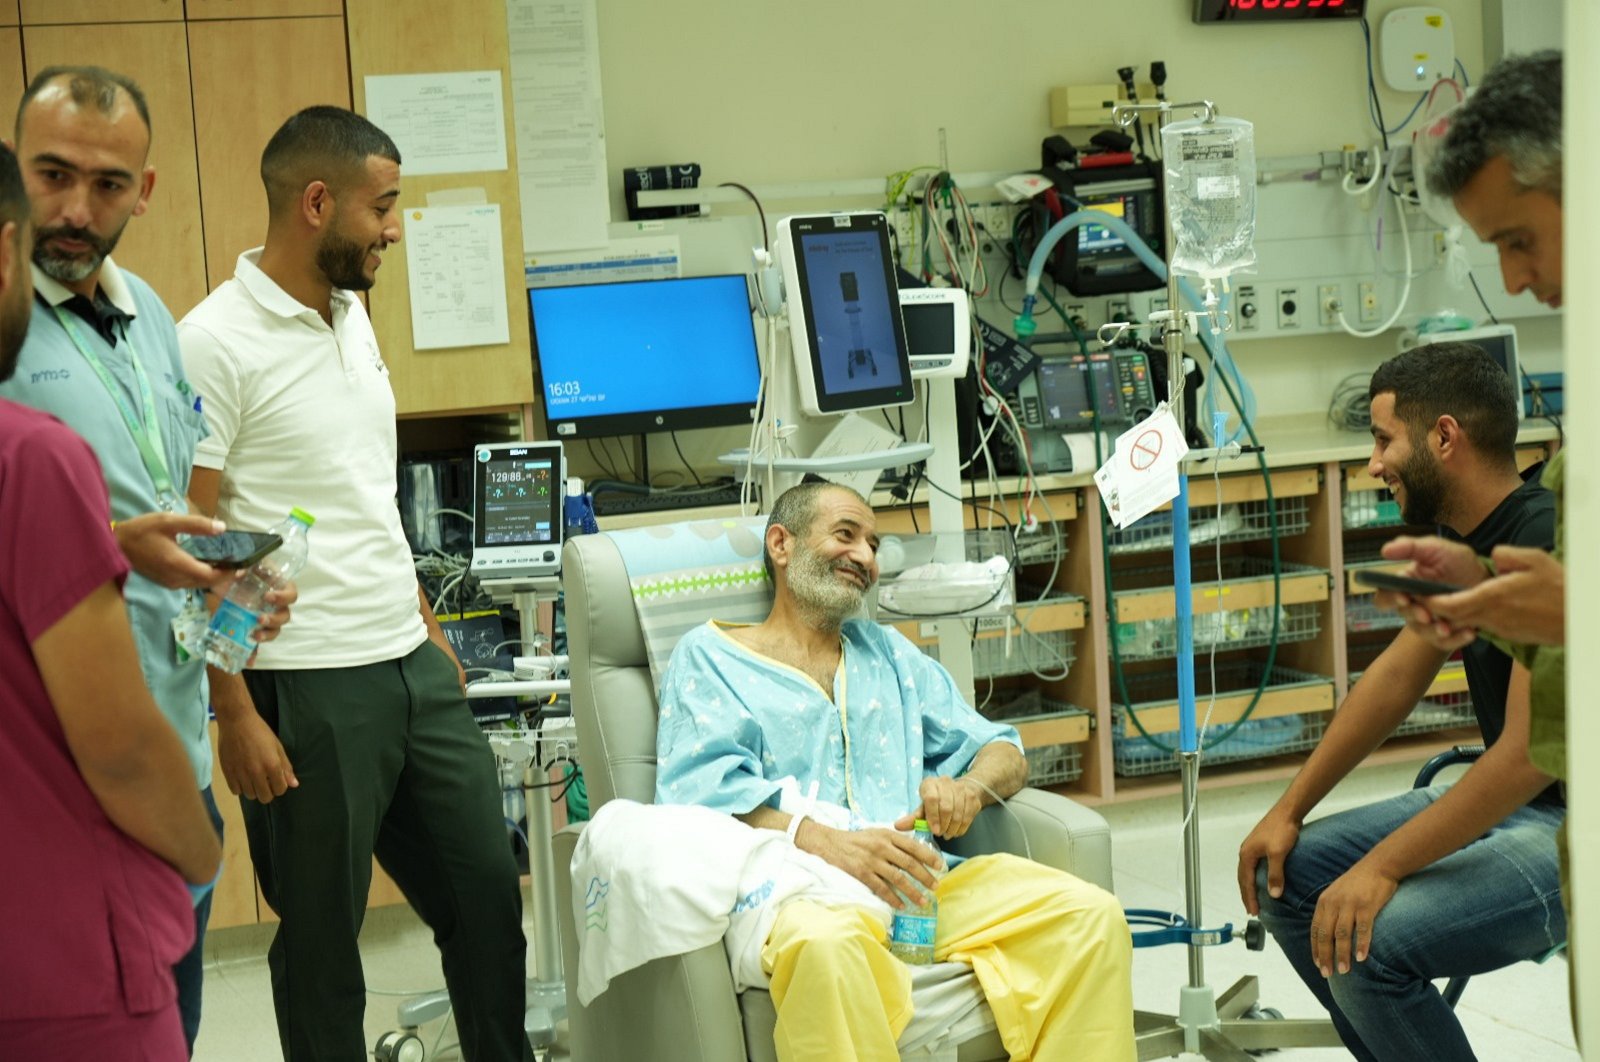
[875,529,1018,621]
[980,690,1089,788]
[1105,493,1310,555]
[921,585,1081,680]
[1349,669,1481,737]
[1113,600,1322,662]
[1341,487,1404,530]
[1344,594,1407,633]
[1110,662,1332,776]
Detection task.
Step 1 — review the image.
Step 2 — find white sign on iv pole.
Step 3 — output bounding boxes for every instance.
[1092,404,1190,529]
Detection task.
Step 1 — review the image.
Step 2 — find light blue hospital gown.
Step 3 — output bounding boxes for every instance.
[655,618,1021,825]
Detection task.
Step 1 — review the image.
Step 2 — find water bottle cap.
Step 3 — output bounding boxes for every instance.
[290,507,317,526]
[913,818,929,831]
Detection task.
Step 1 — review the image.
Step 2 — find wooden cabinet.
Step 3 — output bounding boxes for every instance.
[19,0,180,23]
[186,16,351,290]
[186,0,342,18]
[345,0,536,418]
[1,1,18,27]
[0,28,22,134]
[871,431,1558,805]
[19,21,210,315]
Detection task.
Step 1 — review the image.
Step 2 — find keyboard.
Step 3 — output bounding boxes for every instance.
[591,484,747,516]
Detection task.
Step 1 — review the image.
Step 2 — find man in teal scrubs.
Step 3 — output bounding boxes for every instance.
[0,65,292,1054]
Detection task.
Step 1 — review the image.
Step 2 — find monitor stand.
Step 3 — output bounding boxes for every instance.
[471,574,568,1049]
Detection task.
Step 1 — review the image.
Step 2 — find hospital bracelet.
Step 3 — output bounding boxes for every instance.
[785,812,809,845]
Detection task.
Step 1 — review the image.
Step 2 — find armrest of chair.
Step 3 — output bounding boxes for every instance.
[942,786,1113,893]
[554,823,752,1062]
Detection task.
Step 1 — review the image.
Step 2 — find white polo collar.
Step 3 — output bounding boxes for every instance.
[234,247,354,321]
[32,256,139,317]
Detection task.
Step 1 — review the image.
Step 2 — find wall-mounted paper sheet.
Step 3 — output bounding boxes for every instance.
[365,71,508,176]
[404,205,511,350]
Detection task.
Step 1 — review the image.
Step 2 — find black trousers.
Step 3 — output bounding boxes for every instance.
[242,640,531,1062]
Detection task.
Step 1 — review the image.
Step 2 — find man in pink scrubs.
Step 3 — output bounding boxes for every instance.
[0,142,222,1059]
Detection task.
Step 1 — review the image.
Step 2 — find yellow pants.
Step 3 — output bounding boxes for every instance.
[760,853,1135,1062]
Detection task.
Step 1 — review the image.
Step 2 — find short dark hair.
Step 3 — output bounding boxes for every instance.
[0,142,26,233]
[763,480,866,582]
[16,66,151,141]
[260,105,402,216]
[1368,342,1519,464]
[1426,50,1561,201]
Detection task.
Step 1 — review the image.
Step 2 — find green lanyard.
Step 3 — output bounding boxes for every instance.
[51,304,179,508]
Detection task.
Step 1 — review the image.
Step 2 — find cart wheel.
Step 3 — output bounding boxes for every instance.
[374,1029,426,1062]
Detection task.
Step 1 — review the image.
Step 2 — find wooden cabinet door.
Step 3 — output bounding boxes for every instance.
[186,0,341,17]
[0,28,22,132]
[206,723,258,929]
[1,1,18,27]
[187,16,350,290]
[20,22,209,315]
[19,0,179,23]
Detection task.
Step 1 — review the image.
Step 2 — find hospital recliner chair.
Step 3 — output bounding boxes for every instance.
[552,527,1117,1062]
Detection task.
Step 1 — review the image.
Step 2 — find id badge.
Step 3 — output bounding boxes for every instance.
[172,595,210,665]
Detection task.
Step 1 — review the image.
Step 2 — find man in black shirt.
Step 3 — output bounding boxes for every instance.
[1236,341,1562,1062]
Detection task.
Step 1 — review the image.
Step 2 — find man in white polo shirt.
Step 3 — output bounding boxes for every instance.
[178,107,530,1062]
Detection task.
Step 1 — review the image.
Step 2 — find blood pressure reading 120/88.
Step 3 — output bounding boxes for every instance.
[480,458,555,546]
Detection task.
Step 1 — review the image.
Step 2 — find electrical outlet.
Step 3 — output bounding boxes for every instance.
[1317,284,1342,328]
[1358,281,1380,324]
[1276,287,1301,330]
[890,207,916,262]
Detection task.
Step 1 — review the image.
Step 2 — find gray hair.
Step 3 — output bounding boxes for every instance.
[762,480,866,582]
[1426,50,1561,200]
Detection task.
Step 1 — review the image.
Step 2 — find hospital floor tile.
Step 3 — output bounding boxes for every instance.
[194,759,1575,1061]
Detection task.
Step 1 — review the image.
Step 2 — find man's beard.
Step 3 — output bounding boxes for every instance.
[1396,444,1448,526]
[315,226,375,292]
[33,221,124,284]
[787,540,871,630]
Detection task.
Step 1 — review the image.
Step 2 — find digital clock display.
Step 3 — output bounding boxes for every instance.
[1194,0,1365,22]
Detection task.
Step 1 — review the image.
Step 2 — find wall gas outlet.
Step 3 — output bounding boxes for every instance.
[1236,285,1260,331]
[1358,281,1381,324]
[1107,298,1132,323]
[1318,284,1343,328]
[1277,287,1301,330]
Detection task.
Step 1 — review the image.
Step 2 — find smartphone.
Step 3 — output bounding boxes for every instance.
[180,530,282,570]
[1354,569,1463,597]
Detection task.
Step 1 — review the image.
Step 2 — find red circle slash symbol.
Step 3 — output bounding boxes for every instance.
[1129,430,1163,471]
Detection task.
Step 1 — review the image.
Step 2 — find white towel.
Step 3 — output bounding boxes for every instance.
[570,799,890,1005]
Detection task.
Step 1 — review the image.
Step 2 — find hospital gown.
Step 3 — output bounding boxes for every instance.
[655,618,1020,821]
[654,618,1136,1062]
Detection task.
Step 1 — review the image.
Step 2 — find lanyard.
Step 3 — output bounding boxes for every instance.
[52,305,178,505]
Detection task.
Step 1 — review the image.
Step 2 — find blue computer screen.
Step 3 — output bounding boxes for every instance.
[530,274,761,438]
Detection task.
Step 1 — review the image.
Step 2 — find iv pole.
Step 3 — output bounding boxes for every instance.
[1097,99,1342,1059]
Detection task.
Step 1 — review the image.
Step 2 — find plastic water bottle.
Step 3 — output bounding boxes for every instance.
[564,478,598,538]
[204,508,315,673]
[888,819,941,965]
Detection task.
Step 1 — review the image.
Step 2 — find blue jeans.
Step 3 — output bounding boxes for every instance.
[1256,786,1565,1062]
[173,785,224,1055]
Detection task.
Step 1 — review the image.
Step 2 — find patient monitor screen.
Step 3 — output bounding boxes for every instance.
[475,449,557,547]
[793,224,911,409]
[1035,354,1121,428]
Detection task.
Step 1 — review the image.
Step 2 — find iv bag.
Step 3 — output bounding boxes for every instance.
[1162,116,1257,281]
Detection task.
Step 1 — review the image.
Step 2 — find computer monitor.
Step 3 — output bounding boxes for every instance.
[777,212,914,416]
[899,287,971,379]
[530,274,761,439]
[1415,324,1520,393]
[468,441,564,581]
[1050,165,1165,296]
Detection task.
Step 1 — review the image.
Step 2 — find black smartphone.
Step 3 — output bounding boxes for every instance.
[180,530,282,570]
[1354,569,1464,597]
